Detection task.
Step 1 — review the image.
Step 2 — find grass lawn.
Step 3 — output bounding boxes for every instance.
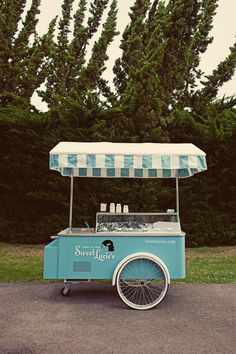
[0,243,235,283]
[0,243,43,281]
[184,247,236,283]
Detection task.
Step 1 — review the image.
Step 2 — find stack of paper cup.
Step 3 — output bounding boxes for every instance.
[109,203,115,213]
[100,203,107,212]
[116,204,122,213]
[123,205,129,213]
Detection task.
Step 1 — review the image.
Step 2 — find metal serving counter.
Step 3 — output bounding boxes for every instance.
[55,213,184,237]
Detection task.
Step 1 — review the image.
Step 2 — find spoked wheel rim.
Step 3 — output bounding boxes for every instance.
[116,256,169,310]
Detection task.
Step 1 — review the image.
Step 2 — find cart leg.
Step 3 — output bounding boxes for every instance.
[61,279,71,296]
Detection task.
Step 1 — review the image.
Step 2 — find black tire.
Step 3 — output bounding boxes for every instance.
[61,287,70,297]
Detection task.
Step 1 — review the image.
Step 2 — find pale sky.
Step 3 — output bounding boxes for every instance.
[24,0,236,111]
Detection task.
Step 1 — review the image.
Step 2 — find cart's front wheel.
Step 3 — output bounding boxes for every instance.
[116,256,169,310]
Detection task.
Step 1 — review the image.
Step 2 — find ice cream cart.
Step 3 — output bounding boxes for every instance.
[44,142,207,310]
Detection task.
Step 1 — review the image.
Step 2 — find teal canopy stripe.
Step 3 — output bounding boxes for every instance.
[49,142,207,178]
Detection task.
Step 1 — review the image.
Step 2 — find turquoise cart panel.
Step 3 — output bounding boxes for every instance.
[44,235,185,280]
[43,239,59,278]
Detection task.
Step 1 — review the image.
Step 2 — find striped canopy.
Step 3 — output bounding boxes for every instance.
[49,142,207,178]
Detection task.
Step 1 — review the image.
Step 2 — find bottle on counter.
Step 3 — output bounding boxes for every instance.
[116,204,122,213]
[109,203,115,213]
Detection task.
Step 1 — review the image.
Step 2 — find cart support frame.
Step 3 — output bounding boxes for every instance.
[68,175,180,230]
[176,178,179,220]
[69,172,74,233]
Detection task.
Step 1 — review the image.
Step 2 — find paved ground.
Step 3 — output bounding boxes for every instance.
[0,282,235,354]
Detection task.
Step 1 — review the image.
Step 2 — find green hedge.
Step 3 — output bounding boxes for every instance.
[0,106,235,246]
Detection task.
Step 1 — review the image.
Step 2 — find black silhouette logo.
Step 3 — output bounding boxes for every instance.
[101,240,115,252]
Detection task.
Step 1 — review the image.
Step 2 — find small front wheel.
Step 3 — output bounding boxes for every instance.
[61,286,70,297]
[116,256,169,310]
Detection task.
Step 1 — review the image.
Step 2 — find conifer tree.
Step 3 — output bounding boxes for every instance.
[172,0,218,109]
[40,0,74,106]
[0,0,56,106]
[112,0,236,141]
[200,42,236,102]
[40,0,118,108]
[78,0,118,93]
[113,0,151,96]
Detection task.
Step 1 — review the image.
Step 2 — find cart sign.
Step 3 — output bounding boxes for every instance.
[75,241,116,262]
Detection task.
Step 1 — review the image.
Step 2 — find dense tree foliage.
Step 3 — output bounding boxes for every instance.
[110,0,236,141]
[39,0,118,107]
[0,0,56,106]
[0,0,235,245]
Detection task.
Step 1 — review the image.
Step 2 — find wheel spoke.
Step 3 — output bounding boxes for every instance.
[117,257,168,310]
[129,285,140,303]
[146,284,163,296]
[141,286,148,305]
[145,284,156,303]
[121,282,140,302]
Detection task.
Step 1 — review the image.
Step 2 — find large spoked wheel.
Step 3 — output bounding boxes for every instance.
[116,256,169,310]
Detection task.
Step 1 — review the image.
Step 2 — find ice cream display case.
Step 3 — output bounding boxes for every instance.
[96,212,181,233]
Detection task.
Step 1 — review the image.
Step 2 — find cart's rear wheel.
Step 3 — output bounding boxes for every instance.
[116,256,169,310]
[61,286,70,297]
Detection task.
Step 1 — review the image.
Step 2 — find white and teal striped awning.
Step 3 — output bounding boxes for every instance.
[49,142,207,178]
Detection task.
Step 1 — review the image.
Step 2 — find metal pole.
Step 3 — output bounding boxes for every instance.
[176,177,179,220]
[69,171,74,233]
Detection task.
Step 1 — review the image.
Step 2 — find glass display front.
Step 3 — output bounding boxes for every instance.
[96,213,181,233]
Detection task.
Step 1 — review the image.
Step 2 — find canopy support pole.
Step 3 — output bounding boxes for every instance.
[176,177,179,220]
[69,172,74,233]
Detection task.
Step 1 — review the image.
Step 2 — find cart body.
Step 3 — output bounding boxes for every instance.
[44,230,185,281]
